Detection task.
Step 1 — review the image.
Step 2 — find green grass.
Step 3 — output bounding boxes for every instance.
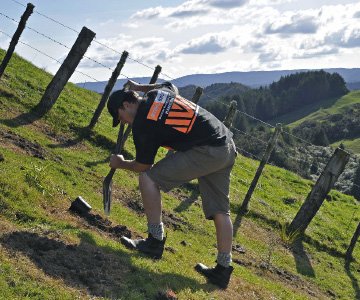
[1,48,360,299]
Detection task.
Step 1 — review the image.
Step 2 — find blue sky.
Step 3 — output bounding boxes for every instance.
[1,0,359,84]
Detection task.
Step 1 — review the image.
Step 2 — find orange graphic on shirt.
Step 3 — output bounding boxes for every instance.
[147,101,164,121]
[147,92,198,134]
[165,96,198,133]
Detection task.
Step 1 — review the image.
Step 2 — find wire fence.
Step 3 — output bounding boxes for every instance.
[2,0,360,245]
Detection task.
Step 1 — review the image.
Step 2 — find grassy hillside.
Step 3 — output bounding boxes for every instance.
[1,48,360,299]
[284,91,360,153]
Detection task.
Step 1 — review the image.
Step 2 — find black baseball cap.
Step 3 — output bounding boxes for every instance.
[107,89,127,127]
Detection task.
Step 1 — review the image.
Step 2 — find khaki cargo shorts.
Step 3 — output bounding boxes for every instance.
[146,140,236,219]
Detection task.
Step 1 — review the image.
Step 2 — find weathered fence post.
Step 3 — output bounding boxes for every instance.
[88,50,128,130]
[36,27,95,113]
[191,86,203,104]
[150,65,162,85]
[121,66,162,151]
[240,123,282,211]
[0,3,34,78]
[223,100,237,128]
[346,221,360,259]
[289,148,350,234]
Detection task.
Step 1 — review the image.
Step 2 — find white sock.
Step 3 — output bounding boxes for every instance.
[217,252,232,268]
[147,222,164,241]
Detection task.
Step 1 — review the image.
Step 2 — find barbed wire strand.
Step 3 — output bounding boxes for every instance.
[9,0,80,33]
[0,29,108,87]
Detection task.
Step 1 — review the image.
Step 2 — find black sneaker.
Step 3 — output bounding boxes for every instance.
[195,263,234,289]
[120,233,166,259]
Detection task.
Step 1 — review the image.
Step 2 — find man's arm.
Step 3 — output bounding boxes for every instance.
[110,154,152,173]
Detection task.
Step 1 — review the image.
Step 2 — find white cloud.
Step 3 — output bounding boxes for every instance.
[79,1,360,79]
[203,0,249,9]
[325,26,360,48]
[99,19,115,27]
[293,46,339,59]
[251,0,295,4]
[264,11,319,35]
[131,6,163,20]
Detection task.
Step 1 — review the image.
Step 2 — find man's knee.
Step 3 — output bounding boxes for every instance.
[139,172,156,188]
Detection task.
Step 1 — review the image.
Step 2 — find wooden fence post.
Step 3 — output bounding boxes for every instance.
[36,27,95,113]
[150,65,162,84]
[191,86,203,104]
[346,221,360,259]
[0,3,34,78]
[240,123,282,211]
[88,50,128,130]
[289,148,350,234]
[121,66,162,151]
[223,100,237,128]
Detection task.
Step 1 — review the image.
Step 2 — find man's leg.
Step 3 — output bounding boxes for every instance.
[139,172,162,224]
[120,172,165,259]
[195,213,234,289]
[213,213,233,259]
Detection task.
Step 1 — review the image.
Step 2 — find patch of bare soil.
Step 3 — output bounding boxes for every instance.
[0,229,133,297]
[68,210,132,240]
[0,219,198,299]
[0,128,62,161]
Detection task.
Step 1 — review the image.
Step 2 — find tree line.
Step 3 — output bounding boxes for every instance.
[204,70,349,132]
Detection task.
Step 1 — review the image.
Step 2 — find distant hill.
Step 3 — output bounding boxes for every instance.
[76,68,360,93]
[178,82,250,104]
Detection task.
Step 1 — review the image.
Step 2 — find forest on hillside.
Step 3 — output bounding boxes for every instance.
[204,70,349,124]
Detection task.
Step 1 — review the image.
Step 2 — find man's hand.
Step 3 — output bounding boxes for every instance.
[124,80,163,94]
[110,154,152,173]
[124,80,139,91]
[110,154,125,169]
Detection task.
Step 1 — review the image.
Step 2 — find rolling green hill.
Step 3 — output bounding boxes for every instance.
[1,48,360,300]
[286,91,360,153]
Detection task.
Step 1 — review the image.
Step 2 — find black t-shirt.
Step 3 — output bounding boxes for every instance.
[132,82,233,165]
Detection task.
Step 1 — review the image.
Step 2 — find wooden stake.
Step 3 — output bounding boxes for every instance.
[0,3,34,78]
[289,148,350,234]
[191,86,203,104]
[346,221,360,259]
[223,100,237,129]
[37,27,95,113]
[240,123,282,211]
[88,50,128,130]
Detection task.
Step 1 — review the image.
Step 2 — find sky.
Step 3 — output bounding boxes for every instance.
[0,0,360,84]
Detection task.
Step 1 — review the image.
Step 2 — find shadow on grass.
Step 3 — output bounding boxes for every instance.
[291,240,315,278]
[0,105,46,128]
[232,210,245,238]
[174,182,201,213]
[232,207,281,238]
[0,108,132,157]
[345,259,360,299]
[0,230,203,298]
